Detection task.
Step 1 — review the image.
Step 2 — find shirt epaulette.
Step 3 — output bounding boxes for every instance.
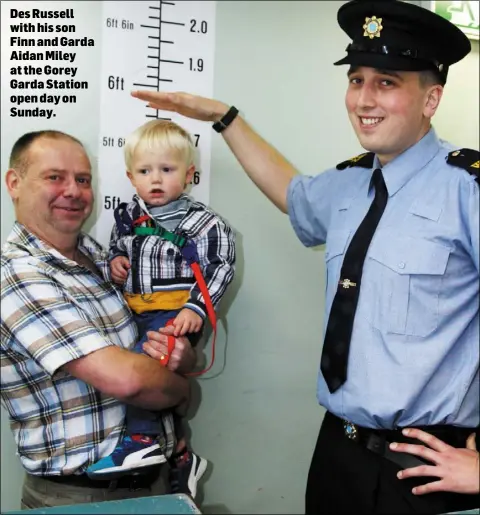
[446,148,479,183]
[336,152,375,170]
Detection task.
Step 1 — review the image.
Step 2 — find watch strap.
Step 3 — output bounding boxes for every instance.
[212,106,239,133]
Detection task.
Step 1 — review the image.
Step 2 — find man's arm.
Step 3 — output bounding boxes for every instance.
[1,262,188,412]
[63,346,189,411]
[131,91,297,213]
[221,115,297,213]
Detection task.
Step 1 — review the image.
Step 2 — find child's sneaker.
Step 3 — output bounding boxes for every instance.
[169,449,207,498]
[87,434,166,479]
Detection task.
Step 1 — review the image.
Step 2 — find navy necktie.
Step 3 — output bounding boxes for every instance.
[321,168,389,393]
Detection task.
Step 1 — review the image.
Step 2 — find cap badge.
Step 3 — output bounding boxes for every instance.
[363,16,383,39]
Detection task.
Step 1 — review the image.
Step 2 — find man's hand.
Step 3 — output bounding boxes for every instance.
[143,328,197,375]
[390,428,480,495]
[131,90,228,123]
[173,308,203,337]
[110,256,130,285]
[131,90,296,214]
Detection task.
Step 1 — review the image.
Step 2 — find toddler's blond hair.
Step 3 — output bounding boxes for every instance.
[124,120,195,170]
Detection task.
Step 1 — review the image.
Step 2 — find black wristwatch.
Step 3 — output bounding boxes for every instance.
[212,106,239,133]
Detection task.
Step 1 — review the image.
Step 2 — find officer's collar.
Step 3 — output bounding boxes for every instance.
[373,127,441,197]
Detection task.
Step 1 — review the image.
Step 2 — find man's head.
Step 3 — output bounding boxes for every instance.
[124,120,195,206]
[6,131,93,243]
[344,65,445,163]
[335,0,471,163]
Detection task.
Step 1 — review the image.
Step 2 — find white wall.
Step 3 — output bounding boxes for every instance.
[1,1,478,514]
[435,40,479,148]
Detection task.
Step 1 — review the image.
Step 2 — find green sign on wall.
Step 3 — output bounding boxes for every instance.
[431,1,479,40]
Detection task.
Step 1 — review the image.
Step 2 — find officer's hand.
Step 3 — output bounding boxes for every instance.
[390,428,479,495]
[110,256,130,285]
[143,329,197,375]
[131,90,229,123]
[173,308,203,337]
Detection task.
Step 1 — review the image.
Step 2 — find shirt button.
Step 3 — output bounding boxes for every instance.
[398,262,405,269]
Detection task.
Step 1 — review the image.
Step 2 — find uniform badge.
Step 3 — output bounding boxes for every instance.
[363,16,383,39]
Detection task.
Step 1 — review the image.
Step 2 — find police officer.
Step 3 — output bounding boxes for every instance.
[131,0,479,513]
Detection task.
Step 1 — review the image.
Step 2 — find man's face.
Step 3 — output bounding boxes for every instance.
[345,67,439,163]
[127,145,194,207]
[8,137,93,237]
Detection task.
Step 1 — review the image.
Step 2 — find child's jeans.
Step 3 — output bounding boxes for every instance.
[126,309,183,437]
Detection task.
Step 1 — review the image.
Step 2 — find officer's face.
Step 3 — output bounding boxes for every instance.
[345,66,439,164]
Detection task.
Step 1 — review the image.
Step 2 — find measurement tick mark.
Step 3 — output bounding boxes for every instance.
[161,20,185,26]
[146,114,172,120]
[160,59,183,64]
[133,83,157,88]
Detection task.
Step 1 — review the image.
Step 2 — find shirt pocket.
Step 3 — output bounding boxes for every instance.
[368,237,451,337]
[325,230,351,297]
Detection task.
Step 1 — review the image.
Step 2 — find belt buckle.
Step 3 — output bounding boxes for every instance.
[343,420,358,441]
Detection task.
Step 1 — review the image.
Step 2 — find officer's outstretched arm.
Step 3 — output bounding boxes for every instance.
[131,90,297,214]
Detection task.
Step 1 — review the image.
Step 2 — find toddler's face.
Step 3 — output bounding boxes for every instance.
[127,146,194,206]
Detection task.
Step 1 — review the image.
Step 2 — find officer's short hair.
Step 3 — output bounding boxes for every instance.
[418,69,445,88]
[124,120,195,171]
[9,130,84,176]
[347,65,445,88]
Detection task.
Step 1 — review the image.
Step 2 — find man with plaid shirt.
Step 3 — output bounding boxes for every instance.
[1,130,195,509]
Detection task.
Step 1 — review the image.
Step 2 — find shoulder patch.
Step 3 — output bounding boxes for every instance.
[446,148,479,183]
[336,152,375,170]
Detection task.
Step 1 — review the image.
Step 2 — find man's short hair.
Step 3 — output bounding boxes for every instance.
[9,130,84,176]
[418,69,446,88]
[347,65,446,88]
[124,120,195,171]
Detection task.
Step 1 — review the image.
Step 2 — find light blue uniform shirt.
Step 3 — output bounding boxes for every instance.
[287,128,479,429]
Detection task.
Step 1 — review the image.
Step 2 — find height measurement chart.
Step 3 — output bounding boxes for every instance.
[94,0,216,246]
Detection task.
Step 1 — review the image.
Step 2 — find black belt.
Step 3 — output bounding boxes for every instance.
[37,467,160,491]
[328,412,478,470]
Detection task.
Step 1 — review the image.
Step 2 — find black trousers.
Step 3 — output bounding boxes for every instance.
[306,412,479,515]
